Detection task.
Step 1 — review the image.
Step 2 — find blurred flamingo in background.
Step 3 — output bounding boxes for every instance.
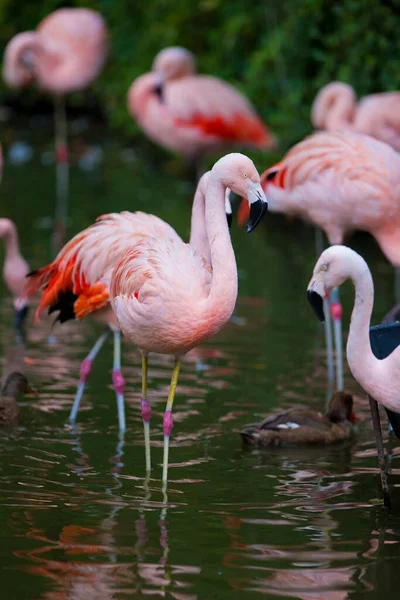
[3,8,109,252]
[128,47,276,178]
[24,172,234,451]
[0,219,30,332]
[238,130,400,392]
[110,153,268,485]
[312,82,400,151]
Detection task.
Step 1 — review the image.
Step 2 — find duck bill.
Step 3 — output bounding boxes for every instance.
[246,181,268,233]
[307,290,325,322]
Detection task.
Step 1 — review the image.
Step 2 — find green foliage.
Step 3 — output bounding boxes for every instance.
[1,0,400,147]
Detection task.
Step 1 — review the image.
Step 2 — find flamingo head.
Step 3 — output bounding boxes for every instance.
[3,32,41,88]
[0,218,16,239]
[307,245,365,321]
[211,153,268,233]
[153,46,196,81]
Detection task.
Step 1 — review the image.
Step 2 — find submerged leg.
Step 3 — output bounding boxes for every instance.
[162,358,181,487]
[330,287,344,392]
[140,352,152,474]
[369,396,391,508]
[323,297,334,388]
[69,331,109,422]
[112,331,126,432]
[53,94,69,255]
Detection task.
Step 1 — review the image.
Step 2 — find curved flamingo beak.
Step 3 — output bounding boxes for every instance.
[153,75,164,103]
[225,190,232,230]
[307,290,325,322]
[246,181,268,233]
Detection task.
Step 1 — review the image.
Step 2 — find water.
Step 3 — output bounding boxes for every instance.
[0,116,400,599]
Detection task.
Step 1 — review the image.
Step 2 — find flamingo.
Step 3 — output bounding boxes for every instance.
[307,245,399,505]
[312,82,400,152]
[24,173,235,439]
[3,8,109,252]
[0,219,30,332]
[128,46,276,178]
[109,153,268,485]
[238,130,400,392]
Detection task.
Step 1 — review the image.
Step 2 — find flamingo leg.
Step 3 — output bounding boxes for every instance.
[53,94,69,254]
[368,396,391,508]
[69,331,109,422]
[330,287,344,391]
[140,352,152,474]
[112,331,126,432]
[323,298,334,388]
[162,358,181,487]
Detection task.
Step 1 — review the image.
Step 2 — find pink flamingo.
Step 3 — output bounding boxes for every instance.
[128,47,276,177]
[24,173,237,440]
[238,130,400,391]
[109,153,268,485]
[307,245,397,504]
[0,219,30,331]
[312,82,400,152]
[3,8,109,251]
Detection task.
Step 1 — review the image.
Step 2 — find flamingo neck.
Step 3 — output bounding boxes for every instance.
[204,177,237,317]
[189,173,210,262]
[325,87,355,130]
[3,225,20,260]
[346,261,378,381]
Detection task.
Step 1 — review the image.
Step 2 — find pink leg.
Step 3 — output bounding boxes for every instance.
[141,353,151,473]
[112,331,126,431]
[69,331,108,422]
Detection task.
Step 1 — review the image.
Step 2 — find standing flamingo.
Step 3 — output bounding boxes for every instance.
[312,82,400,152]
[3,8,109,251]
[238,130,400,391]
[0,219,30,331]
[110,153,268,485]
[24,173,234,441]
[128,47,276,178]
[307,245,400,504]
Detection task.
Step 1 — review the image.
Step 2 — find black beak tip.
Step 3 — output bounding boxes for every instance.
[307,290,325,322]
[246,199,268,233]
[226,212,232,230]
[154,82,164,103]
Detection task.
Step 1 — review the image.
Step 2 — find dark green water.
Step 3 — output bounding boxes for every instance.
[1,117,400,599]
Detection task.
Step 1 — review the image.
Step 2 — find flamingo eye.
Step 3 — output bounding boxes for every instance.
[320,264,328,272]
[244,173,248,178]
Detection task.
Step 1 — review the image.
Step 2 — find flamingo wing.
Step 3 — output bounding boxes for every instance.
[166,75,273,147]
[25,211,179,322]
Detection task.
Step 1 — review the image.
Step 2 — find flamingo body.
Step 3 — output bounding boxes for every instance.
[3,8,109,94]
[128,47,275,158]
[312,82,400,152]
[250,131,400,267]
[109,153,268,484]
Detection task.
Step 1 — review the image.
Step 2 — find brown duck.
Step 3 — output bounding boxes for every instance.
[239,392,357,447]
[0,372,37,426]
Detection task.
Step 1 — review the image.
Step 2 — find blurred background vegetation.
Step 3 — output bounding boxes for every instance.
[1,0,400,148]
